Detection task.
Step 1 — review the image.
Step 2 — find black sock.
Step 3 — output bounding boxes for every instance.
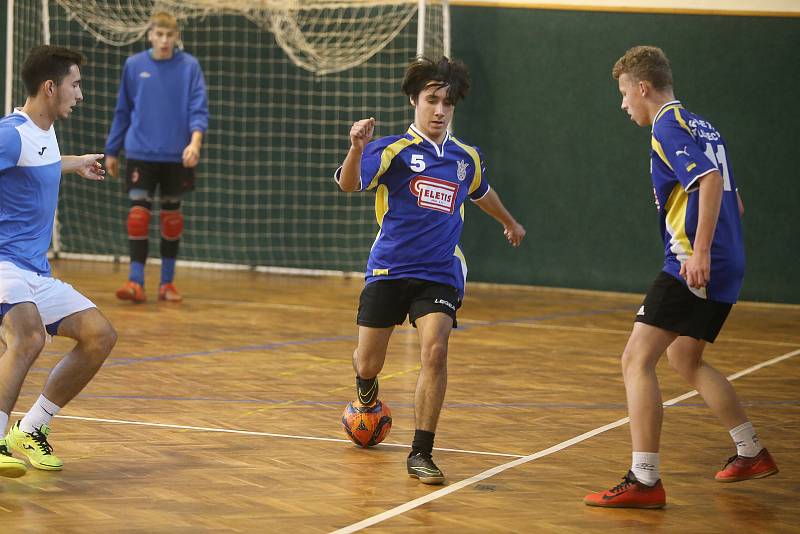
[355,375,378,404]
[160,237,180,259]
[410,429,435,457]
[130,238,148,264]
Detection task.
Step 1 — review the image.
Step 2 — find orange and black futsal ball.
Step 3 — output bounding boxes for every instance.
[342,400,392,447]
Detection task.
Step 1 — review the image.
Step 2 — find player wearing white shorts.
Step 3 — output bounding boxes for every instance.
[0,46,117,479]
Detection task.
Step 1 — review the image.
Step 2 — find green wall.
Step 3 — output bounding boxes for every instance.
[451,7,800,303]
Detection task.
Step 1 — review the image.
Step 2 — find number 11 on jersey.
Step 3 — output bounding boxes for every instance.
[704,143,732,191]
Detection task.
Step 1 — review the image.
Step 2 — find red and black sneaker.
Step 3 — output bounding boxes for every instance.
[584,471,666,509]
[715,448,778,483]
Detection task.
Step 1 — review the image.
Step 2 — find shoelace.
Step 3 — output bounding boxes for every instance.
[608,474,635,494]
[721,454,739,469]
[30,430,54,455]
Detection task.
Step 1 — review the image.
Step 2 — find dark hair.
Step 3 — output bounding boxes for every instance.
[21,45,84,97]
[612,46,673,91]
[401,56,470,105]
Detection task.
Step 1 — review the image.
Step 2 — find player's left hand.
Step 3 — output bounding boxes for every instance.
[76,154,105,181]
[504,222,526,247]
[183,143,200,168]
[680,249,711,289]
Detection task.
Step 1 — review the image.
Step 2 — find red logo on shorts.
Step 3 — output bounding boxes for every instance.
[131,168,140,184]
[409,176,459,214]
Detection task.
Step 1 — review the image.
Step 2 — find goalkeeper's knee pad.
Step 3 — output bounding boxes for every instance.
[160,209,184,241]
[127,205,151,240]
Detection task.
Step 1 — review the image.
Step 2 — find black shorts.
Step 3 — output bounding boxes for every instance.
[635,271,732,343]
[357,278,461,328]
[126,159,196,196]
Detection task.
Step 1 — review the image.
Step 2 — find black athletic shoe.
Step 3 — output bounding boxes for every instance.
[407,453,445,485]
[356,376,379,406]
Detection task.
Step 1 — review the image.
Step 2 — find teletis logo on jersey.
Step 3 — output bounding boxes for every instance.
[410,176,459,214]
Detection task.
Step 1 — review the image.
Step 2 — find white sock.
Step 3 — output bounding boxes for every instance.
[729,421,763,457]
[20,395,61,433]
[631,452,660,486]
[0,411,8,437]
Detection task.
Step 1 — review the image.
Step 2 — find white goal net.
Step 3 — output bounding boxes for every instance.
[6,0,449,273]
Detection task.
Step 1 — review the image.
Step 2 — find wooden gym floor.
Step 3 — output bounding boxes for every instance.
[1,260,798,533]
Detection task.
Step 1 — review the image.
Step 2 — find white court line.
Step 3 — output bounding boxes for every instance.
[6,413,524,460]
[330,348,800,534]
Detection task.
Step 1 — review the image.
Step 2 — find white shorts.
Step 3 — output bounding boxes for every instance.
[0,261,95,334]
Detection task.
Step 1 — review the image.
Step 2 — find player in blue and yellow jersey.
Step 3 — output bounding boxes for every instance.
[106,11,209,303]
[584,46,777,509]
[0,46,117,478]
[336,57,526,484]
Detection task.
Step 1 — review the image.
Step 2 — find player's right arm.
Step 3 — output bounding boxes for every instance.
[655,114,722,289]
[337,117,375,192]
[183,60,209,169]
[680,170,723,289]
[104,59,134,177]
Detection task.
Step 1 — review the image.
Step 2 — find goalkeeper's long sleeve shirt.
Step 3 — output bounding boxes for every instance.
[105,49,208,163]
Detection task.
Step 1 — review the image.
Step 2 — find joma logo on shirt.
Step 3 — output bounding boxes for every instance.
[409,176,459,214]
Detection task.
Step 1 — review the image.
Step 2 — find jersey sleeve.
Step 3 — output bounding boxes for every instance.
[358,139,392,191]
[0,126,22,173]
[333,137,395,192]
[188,59,209,133]
[468,147,490,200]
[104,59,134,156]
[653,114,718,192]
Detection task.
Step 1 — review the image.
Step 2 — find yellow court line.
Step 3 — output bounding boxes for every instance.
[448,1,800,17]
[277,358,341,378]
[244,364,422,416]
[330,365,423,394]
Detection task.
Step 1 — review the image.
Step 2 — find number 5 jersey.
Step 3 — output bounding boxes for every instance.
[336,124,491,299]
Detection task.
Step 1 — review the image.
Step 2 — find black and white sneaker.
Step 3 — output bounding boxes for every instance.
[407,453,445,485]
